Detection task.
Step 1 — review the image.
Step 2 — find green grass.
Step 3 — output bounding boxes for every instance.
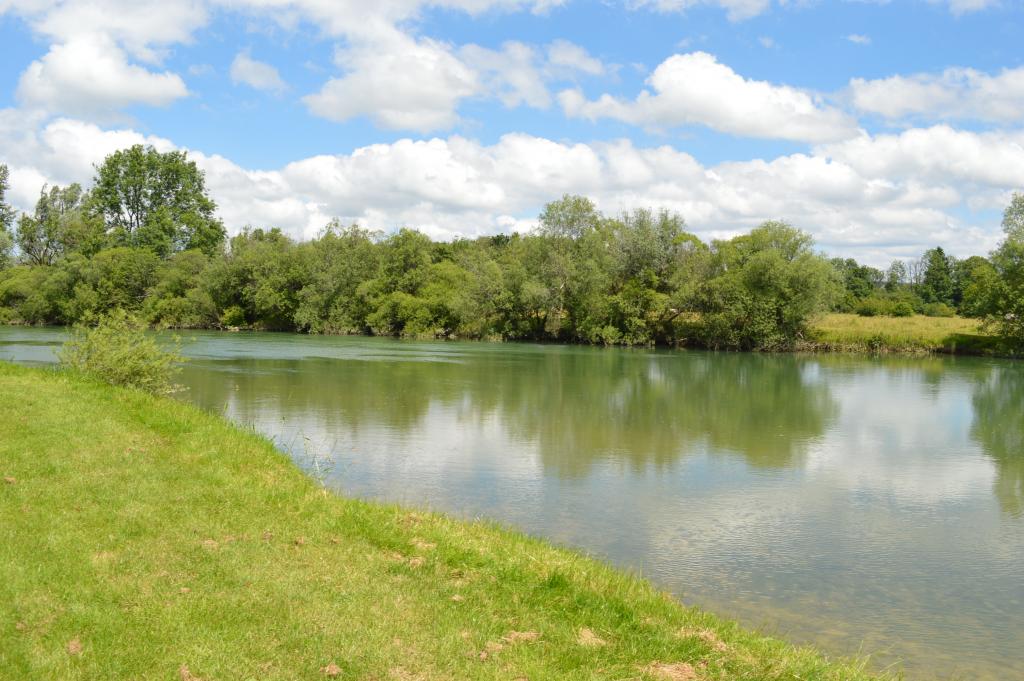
[805,313,1010,356]
[0,362,892,681]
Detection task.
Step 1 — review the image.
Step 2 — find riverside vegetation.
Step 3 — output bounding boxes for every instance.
[0,320,893,679]
[1,148,1023,354]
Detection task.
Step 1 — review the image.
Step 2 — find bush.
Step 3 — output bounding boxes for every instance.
[923,302,956,318]
[854,297,885,317]
[59,309,182,394]
[892,302,916,317]
[219,305,246,328]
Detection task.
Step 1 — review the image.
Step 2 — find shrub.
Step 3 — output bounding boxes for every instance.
[59,309,182,394]
[854,297,885,317]
[922,302,956,318]
[892,302,916,317]
[219,305,246,328]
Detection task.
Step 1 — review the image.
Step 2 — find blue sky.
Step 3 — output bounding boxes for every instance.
[1,0,1023,265]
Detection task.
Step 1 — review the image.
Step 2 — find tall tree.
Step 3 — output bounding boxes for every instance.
[0,164,15,269]
[91,145,226,258]
[920,246,955,304]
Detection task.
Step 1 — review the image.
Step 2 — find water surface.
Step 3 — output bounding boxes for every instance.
[3,327,1022,680]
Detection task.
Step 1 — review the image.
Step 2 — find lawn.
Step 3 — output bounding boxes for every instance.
[0,362,892,680]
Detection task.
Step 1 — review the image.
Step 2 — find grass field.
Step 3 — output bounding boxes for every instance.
[805,313,1007,355]
[0,362,891,680]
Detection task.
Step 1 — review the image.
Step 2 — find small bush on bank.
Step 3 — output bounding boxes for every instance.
[59,309,182,394]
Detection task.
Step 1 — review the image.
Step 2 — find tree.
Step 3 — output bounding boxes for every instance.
[986,193,1024,347]
[686,221,839,350]
[91,145,226,258]
[920,246,955,305]
[885,260,907,292]
[0,165,15,269]
[15,183,103,265]
[538,194,600,240]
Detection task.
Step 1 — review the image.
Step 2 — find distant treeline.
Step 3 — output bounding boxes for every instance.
[1,145,1022,351]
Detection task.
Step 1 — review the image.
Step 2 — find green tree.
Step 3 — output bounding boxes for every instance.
[687,221,839,350]
[293,221,382,334]
[885,260,907,292]
[920,246,955,305]
[91,145,226,258]
[0,165,15,269]
[538,194,600,240]
[986,193,1024,347]
[15,183,104,265]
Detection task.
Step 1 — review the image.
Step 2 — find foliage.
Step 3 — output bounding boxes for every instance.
[923,302,956,318]
[686,221,839,350]
[91,145,226,257]
[985,192,1024,348]
[58,309,181,393]
[0,165,15,270]
[920,246,955,305]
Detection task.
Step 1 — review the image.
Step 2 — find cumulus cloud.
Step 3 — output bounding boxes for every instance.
[304,34,605,131]
[849,65,1024,123]
[2,112,1017,264]
[303,33,479,131]
[846,33,871,45]
[230,50,287,92]
[560,52,860,143]
[4,0,209,63]
[16,34,189,117]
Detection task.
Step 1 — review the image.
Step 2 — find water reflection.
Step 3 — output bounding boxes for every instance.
[180,349,837,476]
[971,364,1024,517]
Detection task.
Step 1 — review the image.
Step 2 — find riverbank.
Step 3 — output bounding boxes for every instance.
[3,313,1019,360]
[0,361,889,680]
[803,313,1013,356]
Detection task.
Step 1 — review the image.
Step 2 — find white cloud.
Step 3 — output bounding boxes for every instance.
[303,33,479,131]
[939,0,998,15]
[230,50,287,92]
[304,34,605,131]
[5,0,208,63]
[546,39,604,76]
[849,65,1024,123]
[460,41,551,109]
[626,0,772,21]
[846,33,871,45]
[16,34,189,117]
[560,52,860,143]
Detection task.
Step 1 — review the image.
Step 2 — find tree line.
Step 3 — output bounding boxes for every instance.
[1,145,1022,350]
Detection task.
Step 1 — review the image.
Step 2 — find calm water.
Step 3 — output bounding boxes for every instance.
[3,327,1023,680]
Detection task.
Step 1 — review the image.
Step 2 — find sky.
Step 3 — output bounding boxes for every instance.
[1,0,1023,266]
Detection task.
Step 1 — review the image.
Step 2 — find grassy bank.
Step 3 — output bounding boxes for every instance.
[0,362,889,680]
[804,313,1011,356]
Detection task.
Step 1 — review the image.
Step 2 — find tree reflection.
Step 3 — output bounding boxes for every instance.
[971,365,1024,517]
[178,342,838,479]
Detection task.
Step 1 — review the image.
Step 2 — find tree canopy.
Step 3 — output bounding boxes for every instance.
[91,145,225,258]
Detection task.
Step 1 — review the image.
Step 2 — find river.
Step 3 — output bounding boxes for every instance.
[2,326,1022,680]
